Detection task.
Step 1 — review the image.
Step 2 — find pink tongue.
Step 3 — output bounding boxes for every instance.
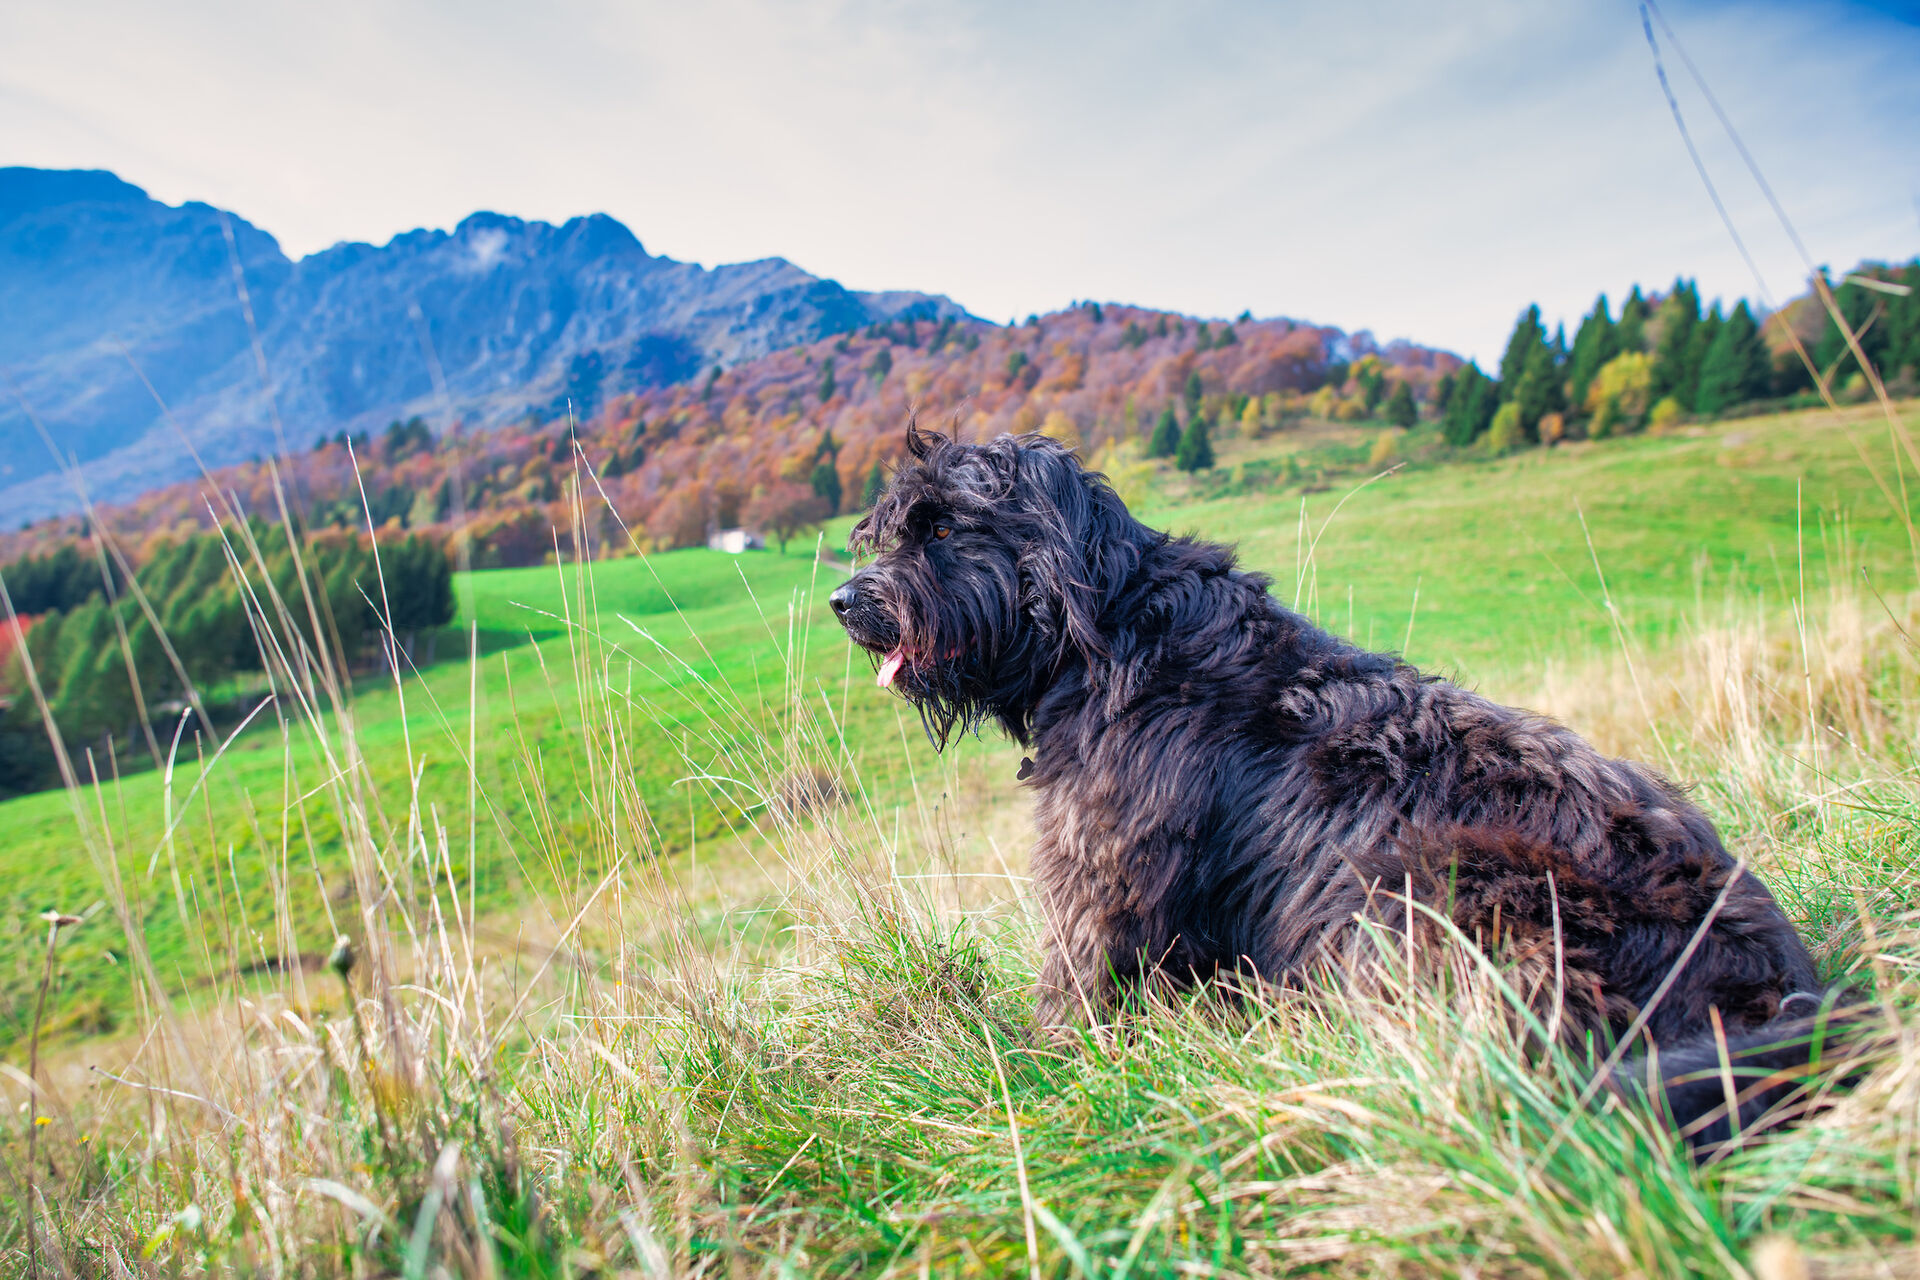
[877,649,905,688]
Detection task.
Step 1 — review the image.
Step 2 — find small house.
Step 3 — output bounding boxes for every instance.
[707,528,766,554]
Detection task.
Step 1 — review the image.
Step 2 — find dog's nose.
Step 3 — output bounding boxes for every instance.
[829,580,858,616]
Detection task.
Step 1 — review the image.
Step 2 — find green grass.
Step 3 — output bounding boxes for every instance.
[6,400,1920,1277]
[4,402,1917,1049]
[1146,408,1919,679]
[0,543,880,1046]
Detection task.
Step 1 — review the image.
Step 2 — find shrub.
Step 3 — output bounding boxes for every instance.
[1367,430,1402,468]
[1239,396,1264,439]
[1088,438,1154,509]
[1648,395,1687,433]
[1591,396,1623,439]
[1586,352,1653,437]
[1485,402,1525,454]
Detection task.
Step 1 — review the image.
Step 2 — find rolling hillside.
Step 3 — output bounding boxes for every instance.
[7,396,1920,1276]
[2,395,1914,1050]
[1,298,1456,567]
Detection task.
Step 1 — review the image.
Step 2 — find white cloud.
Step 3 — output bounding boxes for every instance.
[1,0,1914,361]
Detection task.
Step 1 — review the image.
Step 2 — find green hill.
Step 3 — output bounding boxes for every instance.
[7,399,1920,1277]
[4,401,1916,1048]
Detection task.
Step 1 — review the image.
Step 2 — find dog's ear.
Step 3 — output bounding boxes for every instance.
[1012,442,1140,661]
[905,415,947,460]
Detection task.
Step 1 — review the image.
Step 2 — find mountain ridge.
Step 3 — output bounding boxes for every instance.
[0,167,967,520]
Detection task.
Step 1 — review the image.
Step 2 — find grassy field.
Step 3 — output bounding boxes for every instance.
[6,399,1920,1277]
[0,541,897,1045]
[1145,408,1920,679]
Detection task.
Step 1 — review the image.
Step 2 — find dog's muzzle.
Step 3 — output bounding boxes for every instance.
[829,579,859,617]
[829,573,907,687]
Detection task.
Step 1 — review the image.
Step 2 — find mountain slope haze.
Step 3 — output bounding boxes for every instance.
[0,167,965,520]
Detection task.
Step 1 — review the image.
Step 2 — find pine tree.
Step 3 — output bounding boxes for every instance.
[861,461,885,509]
[1514,342,1565,437]
[1694,300,1770,415]
[1175,414,1214,471]
[818,358,837,403]
[1890,260,1920,384]
[1184,369,1204,411]
[1616,286,1650,353]
[1498,305,1547,396]
[1442,363,1497,445]
[1566,294,1617,412]
[1812,269,1915,388]
[810,462,842,515]
[1650,279,1700,401]
[1693,313,1741,417]
[1682,303,1723,411]
[1385,380,1417,429]
[1356,362,1387,412]
[1147,406,1181,459]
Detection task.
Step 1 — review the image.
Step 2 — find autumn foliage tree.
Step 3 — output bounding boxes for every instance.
[745,481,830,553]
[646,488,709,551]
[0,302,1459,570]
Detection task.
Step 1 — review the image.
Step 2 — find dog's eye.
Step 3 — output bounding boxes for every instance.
[932,524,951,540]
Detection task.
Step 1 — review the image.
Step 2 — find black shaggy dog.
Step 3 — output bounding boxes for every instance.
[833,426,1856,1145]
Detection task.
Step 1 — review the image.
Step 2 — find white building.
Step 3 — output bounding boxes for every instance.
[707,528,766,554]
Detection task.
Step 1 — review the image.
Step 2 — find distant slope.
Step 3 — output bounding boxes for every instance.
[2,302,1460,565]
[0,167,966,519]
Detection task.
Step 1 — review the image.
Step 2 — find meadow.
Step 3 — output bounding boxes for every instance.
[5,398,1920,1277]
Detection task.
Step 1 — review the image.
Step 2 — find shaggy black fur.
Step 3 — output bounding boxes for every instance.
[833,426,1858,1147]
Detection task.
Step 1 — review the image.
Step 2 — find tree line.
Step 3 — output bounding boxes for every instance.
[0,526,453,798]
[1436,262,1920,451]
[19,265,1907,573]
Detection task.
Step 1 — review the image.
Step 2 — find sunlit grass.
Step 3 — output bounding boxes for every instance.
[5,399,1920,1276]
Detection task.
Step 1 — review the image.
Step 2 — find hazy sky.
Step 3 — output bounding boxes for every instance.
[4,0,1916,362]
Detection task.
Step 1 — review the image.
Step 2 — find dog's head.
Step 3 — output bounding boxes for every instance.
[832,422,1159,746]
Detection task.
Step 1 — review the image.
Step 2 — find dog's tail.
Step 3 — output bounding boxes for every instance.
[1613,995,1876,1152]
